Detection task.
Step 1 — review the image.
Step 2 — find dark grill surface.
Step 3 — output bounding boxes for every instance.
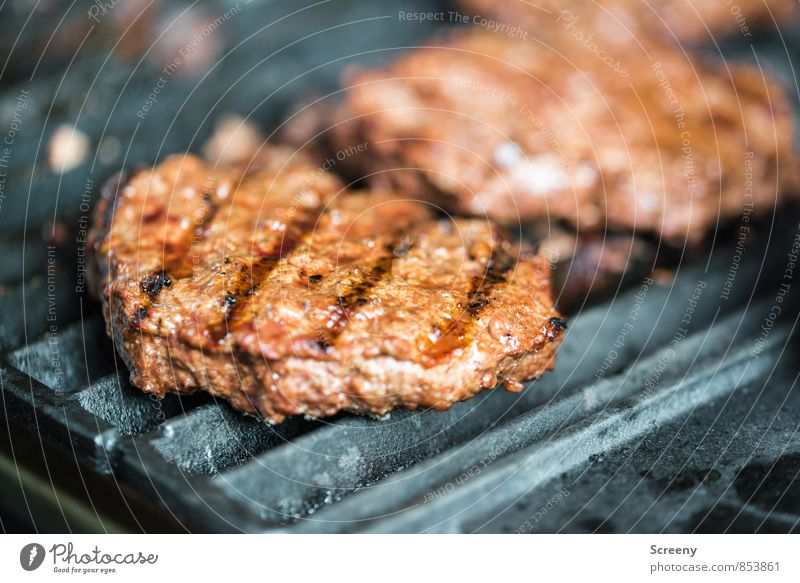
[1,0,800,533]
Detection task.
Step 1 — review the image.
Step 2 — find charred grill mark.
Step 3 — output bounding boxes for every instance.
[208,258,278,341]
[311,227,420,351]
[140,270,173,300]
[130,270,173,327]
[207,258,277,341]
[314,253,396,350]
[210,207,321,341]
[545,316,568,342]
[424,245,515,362]
[466,298,491,315]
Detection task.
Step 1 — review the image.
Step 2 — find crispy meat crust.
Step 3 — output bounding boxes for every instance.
[326,29,797,246]
[90,152,564,422]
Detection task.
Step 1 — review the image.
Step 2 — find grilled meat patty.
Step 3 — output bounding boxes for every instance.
[325,29,797,246]
[458,0,798,44]
[90,152,564,422]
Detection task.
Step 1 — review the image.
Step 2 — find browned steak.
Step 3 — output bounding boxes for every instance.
[457,0,798,44]
[90,151,564,423]
[325,29,798,246]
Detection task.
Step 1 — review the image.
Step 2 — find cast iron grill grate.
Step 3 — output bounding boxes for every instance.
[2,216,799,532]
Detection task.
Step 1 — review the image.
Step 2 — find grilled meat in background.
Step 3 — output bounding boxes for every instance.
[326,29,797,243]
[90,150,564,422]
[457,0,800,44]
